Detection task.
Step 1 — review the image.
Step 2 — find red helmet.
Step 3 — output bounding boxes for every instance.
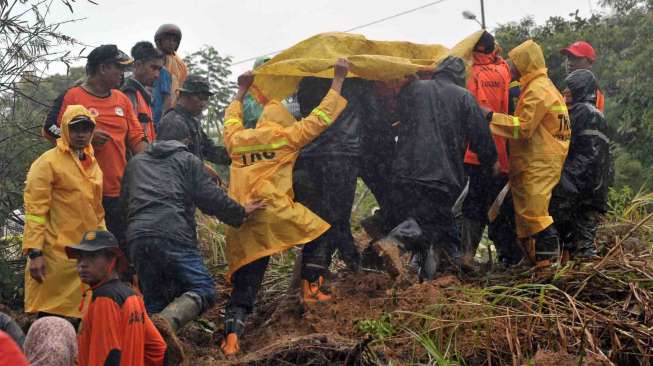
[560,41,596,62]
[155,23,182,44]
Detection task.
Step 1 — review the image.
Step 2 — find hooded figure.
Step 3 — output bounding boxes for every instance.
[378,56,497,279]
[23,316,77,366]
[489,40,571,267]
[23,105,104,318]
[550,69,611,259]
[221,84,347,354]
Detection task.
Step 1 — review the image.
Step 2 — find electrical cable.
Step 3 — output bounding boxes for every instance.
[231,0,449,66]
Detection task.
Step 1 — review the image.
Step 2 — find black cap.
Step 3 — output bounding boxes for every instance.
[65,230,120,259]
[87,45,133,69]
[68,115,95,128]
[178,75,214,96]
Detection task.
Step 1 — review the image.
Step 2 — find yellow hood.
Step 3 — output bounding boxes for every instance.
[257,101,295,128]
[508,40,547,84]
[57,105,96,154]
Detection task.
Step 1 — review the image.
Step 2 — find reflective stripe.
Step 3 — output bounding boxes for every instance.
[224,118,242,127]
[509,81,521,89]
[550,105,568,113]
[512,116,520,139]
[311,108,333,125]
[25,214,45,224]
[233,139,289,154]
[578,129,610,144]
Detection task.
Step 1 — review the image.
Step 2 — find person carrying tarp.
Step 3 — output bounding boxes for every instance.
[481,40,571,270]
[550,69,611,260]
[376,56,498,280]
[220,59,349,356]
[294,75,380,274]
[460,31,512,268]
[23,105,105,320]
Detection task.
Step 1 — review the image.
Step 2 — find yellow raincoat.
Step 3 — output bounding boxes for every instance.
[223,89,347,280]
[23,105,105,318]
[490,40,570,238]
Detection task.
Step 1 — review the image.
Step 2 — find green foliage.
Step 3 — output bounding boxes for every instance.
[494,0,653,190]
[357,313,395,341]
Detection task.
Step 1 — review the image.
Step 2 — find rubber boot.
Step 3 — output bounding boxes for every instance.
[300,276,332,304]
[533,225,560,270]
[157,292,203,332]
[220,306,246,356]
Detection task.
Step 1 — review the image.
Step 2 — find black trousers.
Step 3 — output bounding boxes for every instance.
[102,196,126,246]
[462,164,508,224]
[487,194,523,265]
[386,181,461,260]
[226,256,270,315]
[550,189,602,253]
[294,156,359,280]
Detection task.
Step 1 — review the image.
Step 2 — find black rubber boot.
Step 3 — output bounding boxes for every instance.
[533,225,561,268]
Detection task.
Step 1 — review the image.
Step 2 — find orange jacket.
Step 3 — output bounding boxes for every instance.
[596,88,605,112]
[465,51,511,174]
[78,279,166,366]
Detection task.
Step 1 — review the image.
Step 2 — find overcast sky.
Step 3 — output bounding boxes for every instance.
[46,0,601,78]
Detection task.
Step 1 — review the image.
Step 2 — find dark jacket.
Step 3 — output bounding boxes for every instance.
[297,78,379,158]
[160,106,231,165]
[556,69,612,211]
[393,57,497,196]
[121,140,245,246]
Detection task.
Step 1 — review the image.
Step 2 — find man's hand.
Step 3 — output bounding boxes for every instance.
[92,130,111,148]
[238,71,254,90]
[235,71,254,102]
[29,256,46,283]
[330,58,349,94]
[243,199,266,216]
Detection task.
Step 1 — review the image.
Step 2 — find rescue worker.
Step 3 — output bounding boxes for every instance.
[43,44,147,246]
[378,56,498,280]
[359,80,403,241]
[220,59,349,355]
[154,23,188,107]
[121,117,262,363]
[122,41,165,143]
[24,105,104,320]
[550,69,611,260]
[461,31,512,267]
[159,75,231,168]
[482,40,571,269]
[560,41,605,111]
[65,230,167,366]
[294,75,379,273]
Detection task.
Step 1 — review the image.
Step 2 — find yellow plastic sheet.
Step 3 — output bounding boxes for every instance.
[251,30,484,102]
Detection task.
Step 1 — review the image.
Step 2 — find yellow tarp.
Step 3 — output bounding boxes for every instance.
[251,30,484,102]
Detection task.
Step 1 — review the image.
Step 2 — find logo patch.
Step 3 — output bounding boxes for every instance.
[115,107,124,117]
[85,231,96,241]
[88,108,99,117]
